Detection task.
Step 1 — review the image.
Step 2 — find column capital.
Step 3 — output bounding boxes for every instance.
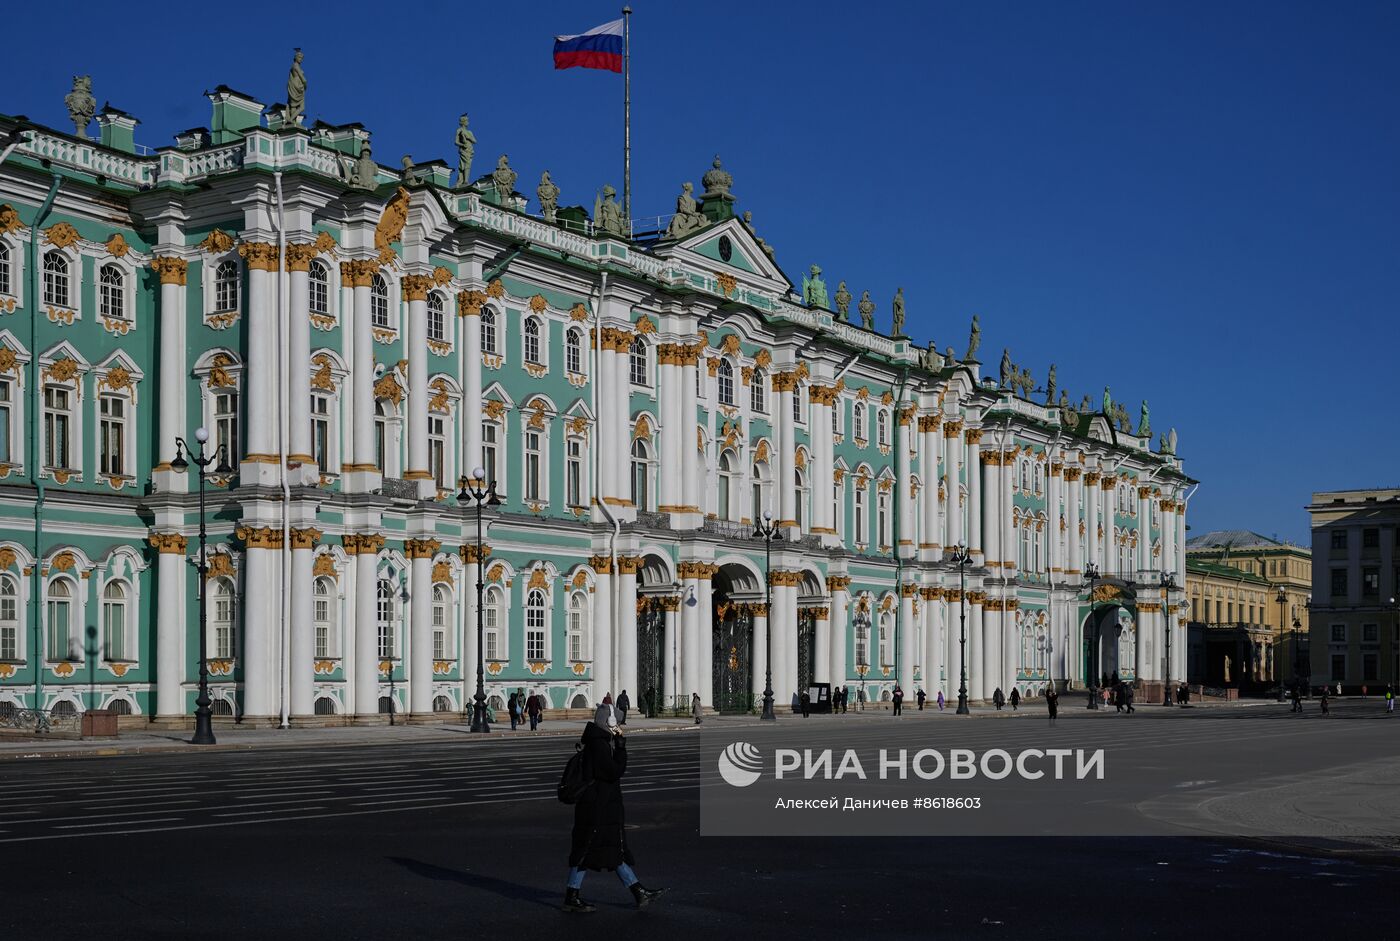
[344,532,386,555]
[147,532,188,554]
[289,527,324,550]
[238,242,280,272]
[344,259,379,287]
[917,413,941,432]
[943,420,964,438]
[406,537,443,559]
[402,274,434,302]
[235,525,285,550]
[827,575,852,592]
[617,555,644,575]
[460,544,492,564]
[150,256,188,285]
[965,428,983,444]
[457,289,488,317]
[284,243,319,272]
[588,554,614,575]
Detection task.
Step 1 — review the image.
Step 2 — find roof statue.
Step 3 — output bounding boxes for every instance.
[802,265,829,309]
[400,154,417,183]
[1139,400,1150,437]
[920,341,941,371]
[965,315,981,361]
[1013,366,1034,399]
[665,182,706,239]
[1158,432,1167,452]
[891,287,906,336]
[999,349,1012,389]
[537,171,560,223]
[1102,386,1112,417]
[741,211,776,261]
[1063,398,1079,428]
[491,154,517,203]
[349,142,378,191]
[834,281,852,321]
[1080,393,1092,413]
[594,184,625,236]
[1058,390,1068,408]
[945,345,957,364]
[1045,364,1057,405]
[701,154,733,198]
[1167,427,1177,454]
[454,114,476,189]
[285,49,306,126]
[857,291,875,330]
[65,76,96,139]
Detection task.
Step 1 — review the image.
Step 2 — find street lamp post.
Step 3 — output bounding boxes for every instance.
[457,468,501,733]
[1161,570,1178,706]
[1083,562,1101,709]
[1275,585,1288,702]
[950,545,971,715]
[853,606,870,710]
[753,510,782,721]
[171,427,231,746]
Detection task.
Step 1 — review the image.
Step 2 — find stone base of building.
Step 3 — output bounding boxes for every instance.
[1135,680,1165,704]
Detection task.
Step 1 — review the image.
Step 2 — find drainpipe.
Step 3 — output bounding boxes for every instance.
[26,169,62,710]
[274,172,291,729]
[891,367,909,683]
[588,273,620,694]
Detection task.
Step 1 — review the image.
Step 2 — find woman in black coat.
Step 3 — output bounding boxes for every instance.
[564,705,666,913]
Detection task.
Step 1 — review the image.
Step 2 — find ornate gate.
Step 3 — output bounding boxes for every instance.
[797,608,817,692]
[713,603,754,713]
[637,601,666,716]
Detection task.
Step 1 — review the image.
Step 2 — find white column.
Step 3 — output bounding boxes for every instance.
[681,568,700,702]
[153,537,187,717]
[152,259,187,487]
[680,345,700,515]
[899,588,916,694]
[286,250,314,479]
[354,536,383,717]
[1003,603,1019,694]
[830,584,848,688]
[982,452,1000,577]
[968,597,984,701]
[811,388,833,536]
[776,581,798,704]
[289,530,316,718]
[614,332,633,510]
[662,600,678,708]
[920,417,941,559]
[777,377,797,534]
[239,531,280,719]
[751,605,768,705]
[967,429,983,564]
[983,605,1001,699]
[814,605,831,685]
[347,262,379,488]
[239,244,278,479]
[462,555,480,711]
[592,563,614,700]
[1067,469,1083,576]
[697,565,715,707]
[947,593,963,700]
[1002,455,1016,578]
[461,298,483,481]
[409,539,435,715]
[926,590,945,697]
[1137,487,1151,580]
[404,277,432,495]
[944,423,962,547]
[659,348,681,511]
[1086,473,1101,572]
[617,557,639,704]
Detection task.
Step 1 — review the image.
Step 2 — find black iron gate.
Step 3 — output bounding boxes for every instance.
[637,603,665,717]
[797,609,817,692]
[713,605,754,713]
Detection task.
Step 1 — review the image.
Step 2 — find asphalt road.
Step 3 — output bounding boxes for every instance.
[2,704,1397,940]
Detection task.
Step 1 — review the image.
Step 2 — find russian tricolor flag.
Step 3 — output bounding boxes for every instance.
[553,18,624,73]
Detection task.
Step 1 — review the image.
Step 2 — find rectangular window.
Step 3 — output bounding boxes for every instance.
[1363,653,1378,681]
[99,394,125,476]
[1331,569,1347,597]
[566,438,582,507]
[432,603,446,660]
[525,430,541,501]
[215,392,239,464]
[0,242,10,296]
[527,629,545,661]
[314,594,330,659]
[482,422,499,490]
[1362,568,1379,597]
[214,594,234,659]
[311,394,331,473]
[1363,528,1379,548]
[428,415,446,489]
[0,378,12,464]
[1331,530,1347,550]
[1362,623,1378,643]
[485,603,499,660]
[43,387,71,470]
[1331,624,1346,643]
[1331,654,1346,682]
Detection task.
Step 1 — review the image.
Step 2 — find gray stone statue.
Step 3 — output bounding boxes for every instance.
[286,49,307,126]
[920,341,941,371]
[454,114,476,189]
[1080,394,1092,413]
[802,265,829,309]
[1046,364,1057,405]
[999,349,1012,389]
[891,287,906,336]
[491,154,517,202]
[537,171,560,223]
[1158,433,1167,452]
[701,154,733,198]
[400,155,416,183]
[858,291,876,330]
[834,281,852,321]
[64,75,96,139]
[1167,428,1178,454]
[945,345,957,364]
[742,211,776,261]
[1139,400,1150,437]
[1063,398,1078,428]
[349,142,378,190]
[965,315,981,361]
[1102,386,1112,417]
[594,184,625,236]
[665,182,706,238]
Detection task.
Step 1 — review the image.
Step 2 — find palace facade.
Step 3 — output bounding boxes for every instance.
[0,84,1194,724]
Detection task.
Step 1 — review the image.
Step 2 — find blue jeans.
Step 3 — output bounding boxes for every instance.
[568,863,638,889]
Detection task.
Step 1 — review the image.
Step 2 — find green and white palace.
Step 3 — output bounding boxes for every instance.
[0,83,1196,725]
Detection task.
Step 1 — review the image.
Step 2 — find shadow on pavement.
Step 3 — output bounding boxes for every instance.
[387,857,558,909]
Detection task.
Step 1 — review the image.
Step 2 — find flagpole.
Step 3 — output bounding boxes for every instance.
[623,5,631,233]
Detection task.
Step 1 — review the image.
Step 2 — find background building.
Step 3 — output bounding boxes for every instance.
[0,79,1195,725]
[1307,489,1400,693]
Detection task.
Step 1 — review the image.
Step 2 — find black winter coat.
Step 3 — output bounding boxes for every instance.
[568,722,635,871]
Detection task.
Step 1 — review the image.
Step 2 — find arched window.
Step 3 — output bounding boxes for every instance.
[314,696,337,716]
[211,577,236,659]
[0,242,11,296]
[566,435,584,507]
[853,403,865,441]
[524,429,543,501]
[566,328,583,374]
[0,574,18,661]
[855,612,870,667]
[309,260,330,315]
[214,389,239,464]
[376,579,395,659]
[374,400,391,472]
[314,576,335,659]
[525,588,547,660]
[427,293,446,342]
[99,264,126,320]
[46,578,74,661]
[877,410,888,447]
[717,360,734,406]
[793,385,804,424]
[102,580,128,661]
[751,460,770,520]
[484,585,504,660]
[751,370,767,413]
[370,274,390,328]
[481,307,498,354]
[524,316,542,364]
[568,593,588,662]
[432,585,449,659]
[878,612,893,668]
[855,485,867,544]
[877,488,890,546]
[795,468,807,531]
[98,391,127,477]
[718,451,737,521]
[629,337,648,386]
[630,438,652,510]
[214,259,239,312]
[42,253,70,308]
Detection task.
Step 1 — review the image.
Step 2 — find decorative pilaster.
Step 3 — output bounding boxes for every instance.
[828,575,850,686]
[590,554,614,698]
[616,555,641,699]
[238,243,280,485]
[235,525,285,718]
[404,275,433,495]
[918,415,942,559]
[774,373,797,532]
[679,343,701,518]
[285,244,317,482]
[151,257,188,487]
[458,290,486,488]
[407,536,440,714]
[150,532,188,717]
[899,583,917,693]
[943,420,963,547]
[288,526,321,718]
[345,260,382,492]
[347,532,386,717]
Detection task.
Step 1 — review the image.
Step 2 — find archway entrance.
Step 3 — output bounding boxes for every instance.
[1082,604,1123,688]
[712,562,761,713]
[637,555,674,716]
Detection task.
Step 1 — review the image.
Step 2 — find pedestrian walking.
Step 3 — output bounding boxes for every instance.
[1386,685,1394,714]
[800,690,811,718]
[1291,684,1302,713]
[616,690,630,726]
[1124,683,1134,714]
[527,690,543,731]
[563,705,667,913]
[842,686,850,714]
[917,688,926,711]
[1045,686,1058,725]
[1009,688,1020,711]
[937,690,945,712]
[508,692,520,731]
[1320,689,1330,714]
[993,687,1004,711]
[691,692,702,725]
[857,687,866,711]
[892,684,904,716]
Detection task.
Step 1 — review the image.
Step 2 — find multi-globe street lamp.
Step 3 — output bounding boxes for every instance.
[171,426,231,746]
[950,544,972,715]
[1276,585,1289,702]
[753,510,782,721]
[457,468,501,733]
[1161,569,1178,706]
[1083,562,1102,709]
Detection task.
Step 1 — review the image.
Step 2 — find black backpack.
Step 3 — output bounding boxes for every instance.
[557,742,592,804]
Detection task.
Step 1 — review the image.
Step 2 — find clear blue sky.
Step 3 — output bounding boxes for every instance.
[7,1,1398,544]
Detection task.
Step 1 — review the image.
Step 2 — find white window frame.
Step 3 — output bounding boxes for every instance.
[313,576,338,659]
[565,327,585,376]
[565,434,586,508]
[42,249,76,311]
[42,379,81,478]
[481,306,500,356]
[629,337,649,387]
[484,584,506,661]
[209,257,241,315]
[97,388,132,479]
[0,572,21,662]
[45,575,80,662]
[525,587,549,662]
[482,418,504,495]
[309,259,332,318]
[101,578,131,662]
[568,591,589,663]
[718,450,738,521]
[427,290,448,344]
[717,359,735,406]
[210,575,237,659]
[750,369,767,414]
[853,402,866,441]
[523,425,546,503]
[631,436,653,510]
[432,584,450,660]
[98,263,129,322]
[523,315,543,365]
[0,236,21,304]
[370,273,392,330]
